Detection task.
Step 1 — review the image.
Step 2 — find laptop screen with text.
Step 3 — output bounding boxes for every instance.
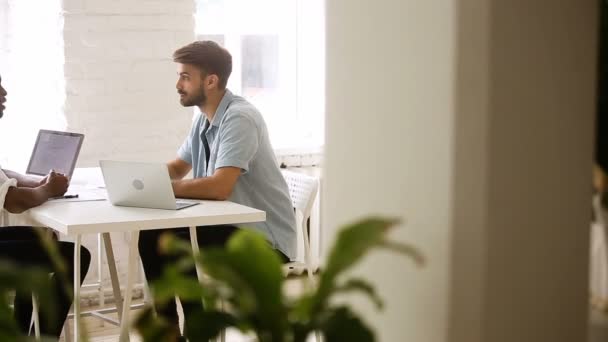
[26,130,84,179]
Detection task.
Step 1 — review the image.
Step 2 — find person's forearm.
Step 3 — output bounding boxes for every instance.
[172,177,232,201]
[168,166,187,180]
[2,169,41,188]
[4,185,52,213]
[167,161,191,180]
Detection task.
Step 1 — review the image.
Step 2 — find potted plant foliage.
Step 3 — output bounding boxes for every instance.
[135,217,424,342]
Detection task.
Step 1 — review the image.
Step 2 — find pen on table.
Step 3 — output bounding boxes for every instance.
[54,194,79,199]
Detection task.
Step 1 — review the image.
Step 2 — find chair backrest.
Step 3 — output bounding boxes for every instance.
[282,170,319,278]
[282,170,319,223]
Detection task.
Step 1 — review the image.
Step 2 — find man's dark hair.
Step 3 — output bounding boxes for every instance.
[173,41,232,89]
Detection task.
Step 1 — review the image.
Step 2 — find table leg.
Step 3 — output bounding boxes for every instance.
[188,226,204,283]
[189,226,225,342]
[97,233,105,327]
[74,235,82,342]
[119,231,140,342]
[102,233,123,319]
[32,294,40,340]
[64,320,71,342]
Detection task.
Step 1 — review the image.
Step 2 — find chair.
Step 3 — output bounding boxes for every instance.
[281,170,319,283]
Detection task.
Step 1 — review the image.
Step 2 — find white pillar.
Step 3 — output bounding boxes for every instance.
[324,1,596,341]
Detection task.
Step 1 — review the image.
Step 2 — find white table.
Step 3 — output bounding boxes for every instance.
[28,191,265,341]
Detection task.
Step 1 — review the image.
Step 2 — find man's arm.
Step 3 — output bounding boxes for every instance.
[3,171,69,213]
[167,158,192,180]
[2,169,42,188]
[172,167,241,201]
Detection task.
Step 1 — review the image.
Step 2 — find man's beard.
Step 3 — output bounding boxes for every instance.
[179,87,207,107]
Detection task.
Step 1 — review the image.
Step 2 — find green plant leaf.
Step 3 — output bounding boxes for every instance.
[291,320,314,342]
[312,218,418,312]
[151,265,206,304]
[320,306,375,342]
[323,217,400,280]
[0,301,19,341]
[133,308,180,342]
[196,249,259,313]
[197,230,288,339]
[297,216,424,328]
[379,241,425,266]
[156,229,289,340]
[333,278,384,310]
[0,261,58,335]
[136,216,423,342]
[184,306,239,342]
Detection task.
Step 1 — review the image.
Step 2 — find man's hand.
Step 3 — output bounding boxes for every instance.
[37,174,49,187]
[41,170,69,198]
[172,167,241,200]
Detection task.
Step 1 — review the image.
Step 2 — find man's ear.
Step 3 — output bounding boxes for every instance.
[207,74,220,89]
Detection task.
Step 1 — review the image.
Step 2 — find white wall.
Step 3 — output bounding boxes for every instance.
[324,1,595,341]
[63,0,195,166]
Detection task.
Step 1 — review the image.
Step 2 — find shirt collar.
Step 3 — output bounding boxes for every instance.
[209,89,234,128]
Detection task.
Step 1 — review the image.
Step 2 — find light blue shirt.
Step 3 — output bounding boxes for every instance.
[178,90,297,260]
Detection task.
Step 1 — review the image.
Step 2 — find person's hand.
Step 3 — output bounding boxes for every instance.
[42,170,69,197]
[37,174,49,187]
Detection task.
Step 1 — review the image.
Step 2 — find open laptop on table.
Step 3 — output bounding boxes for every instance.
[99,160,199,210]
[26,129,84,179]
[25,129,89,200]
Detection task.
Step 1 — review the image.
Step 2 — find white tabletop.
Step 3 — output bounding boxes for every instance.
[28,199,266,236]
[26,167,266,235]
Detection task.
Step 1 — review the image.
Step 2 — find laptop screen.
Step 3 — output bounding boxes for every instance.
[26,130,84,179]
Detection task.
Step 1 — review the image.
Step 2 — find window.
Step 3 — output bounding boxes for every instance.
[0,0,65,170]
[196,0,325,151]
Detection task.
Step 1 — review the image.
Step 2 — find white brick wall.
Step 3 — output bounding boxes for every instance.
[61,0,197,296]
[63,0,195,167]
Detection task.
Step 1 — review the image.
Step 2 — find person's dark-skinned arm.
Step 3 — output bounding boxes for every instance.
[172,167,241,201]
[3,171,69,213]
[1,169,43,188]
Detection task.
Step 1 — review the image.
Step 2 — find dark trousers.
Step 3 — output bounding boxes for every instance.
[0,226,91,338]
[138,225,288,331]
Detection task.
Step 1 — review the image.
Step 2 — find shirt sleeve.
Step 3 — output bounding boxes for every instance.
[0,169,18,212]
[214,113,259,173]
[177,116,199,164]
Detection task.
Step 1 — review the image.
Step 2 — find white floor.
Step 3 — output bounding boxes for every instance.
[62,307,607,342]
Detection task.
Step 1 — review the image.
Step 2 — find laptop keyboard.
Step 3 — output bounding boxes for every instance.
[176,201,198,209]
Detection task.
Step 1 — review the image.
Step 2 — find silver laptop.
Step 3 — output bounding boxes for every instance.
[99,160,199,210]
